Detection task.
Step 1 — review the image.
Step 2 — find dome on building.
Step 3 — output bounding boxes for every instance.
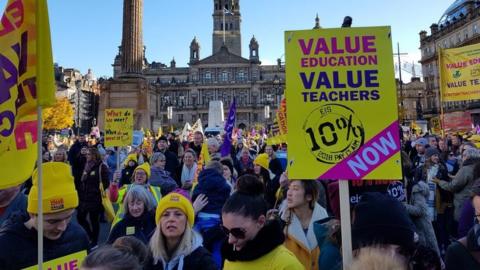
[438,0,480,26]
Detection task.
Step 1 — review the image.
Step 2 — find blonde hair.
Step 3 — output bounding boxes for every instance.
[149,220,194,262]
[53,148,68,163]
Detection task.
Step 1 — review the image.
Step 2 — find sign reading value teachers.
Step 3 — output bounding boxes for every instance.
[285,26,401,180]
[104,108,134,147]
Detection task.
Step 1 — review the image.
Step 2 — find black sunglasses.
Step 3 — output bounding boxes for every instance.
[221,225,246,239]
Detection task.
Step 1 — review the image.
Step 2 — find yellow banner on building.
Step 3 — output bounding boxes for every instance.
[285,27,401,180]
[23,250,87,270]
[0,0,56,189]
[440,43,480,102]
[104,109,134,147]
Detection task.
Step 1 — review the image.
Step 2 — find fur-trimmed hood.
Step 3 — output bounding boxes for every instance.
[412,181,429,198]
[281,202,328,251]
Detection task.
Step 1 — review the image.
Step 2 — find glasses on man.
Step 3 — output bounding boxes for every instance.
[221,225,246,239]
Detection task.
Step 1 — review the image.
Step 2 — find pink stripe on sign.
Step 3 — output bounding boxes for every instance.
[320,121,400,180]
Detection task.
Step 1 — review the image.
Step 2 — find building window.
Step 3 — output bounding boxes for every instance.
[221,71,228,82]
[443,40,447,48]
[253,113,258,122]
[464,29,469,39]
[204,71,211,81]
[237,71,245,81]
[178,114,184,122]
[474,24,478,34]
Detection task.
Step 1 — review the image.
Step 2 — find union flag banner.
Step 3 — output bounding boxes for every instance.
[0,0,56,189]
[440,43,480,102]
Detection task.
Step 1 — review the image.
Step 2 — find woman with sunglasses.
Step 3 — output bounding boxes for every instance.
[445,183,480,270]
[147,192,217,269]
[221,175,303,269]
[281,180,328,270]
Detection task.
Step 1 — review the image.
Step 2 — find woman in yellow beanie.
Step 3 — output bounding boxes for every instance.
[146,192,217,269]
[77,147,110,249]
[254,153,281,209]
[120,153,138,186]
[109,162,162,227]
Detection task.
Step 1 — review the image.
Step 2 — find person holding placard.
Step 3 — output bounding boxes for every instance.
[0,162,89,269]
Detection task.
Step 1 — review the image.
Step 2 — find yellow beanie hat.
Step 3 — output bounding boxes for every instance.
[134,162,151,179]
[28,162,79,214]
[254,153,269,170]
[124,153,138,166]
[155,192,195,226]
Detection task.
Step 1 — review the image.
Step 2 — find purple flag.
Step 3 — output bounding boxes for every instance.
[220,98,236,157]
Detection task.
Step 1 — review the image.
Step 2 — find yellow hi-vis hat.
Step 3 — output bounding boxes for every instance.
[156,192,194,226]
[134,162,151,179]
[254,153,269,170]
[28,162,78,214]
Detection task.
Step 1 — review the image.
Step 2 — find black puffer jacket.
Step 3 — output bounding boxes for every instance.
[0,213,89,270]
[107,211,156,245]
[77,161,110,211]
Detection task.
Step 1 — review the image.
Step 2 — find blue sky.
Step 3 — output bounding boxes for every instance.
[1,0,454,78]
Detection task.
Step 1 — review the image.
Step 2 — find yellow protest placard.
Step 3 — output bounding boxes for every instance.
[285,27,401,180]
[23,250,87,270]
[440,43,480,102]
[104,108,134,147]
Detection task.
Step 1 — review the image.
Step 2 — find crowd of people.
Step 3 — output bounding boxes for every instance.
[0,128,480,269]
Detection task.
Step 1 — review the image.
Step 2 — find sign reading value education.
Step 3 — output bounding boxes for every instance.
[23,250,87,270]
[440,43,480,102]
[104,108,134,147]
[285,27,401,180]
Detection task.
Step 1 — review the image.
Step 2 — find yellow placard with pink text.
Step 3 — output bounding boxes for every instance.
[285,27,401,180]
[23,250,87,270]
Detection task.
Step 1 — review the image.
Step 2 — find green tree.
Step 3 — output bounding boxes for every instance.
[43,97,74,130]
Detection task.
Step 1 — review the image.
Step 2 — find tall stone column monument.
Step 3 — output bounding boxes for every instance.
[98,0,151,130]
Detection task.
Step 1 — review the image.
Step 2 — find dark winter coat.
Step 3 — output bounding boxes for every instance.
[404,181,440,256]
[77,161,110,212]
[145,231,217,270]
[120,164,137,187]
[445,226,480,270]
[192,169,231,215]
[160,150,180,180]
[188,141,202,159]
[265,173,281,210]
[150,167,178,196]
[69,141,87,185]
[0,213,89,270]
[0,191,27,225]
[107,211,156,245]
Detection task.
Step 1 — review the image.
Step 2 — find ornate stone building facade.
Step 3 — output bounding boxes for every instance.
[419,0,480,126]
[99,0,285,130]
